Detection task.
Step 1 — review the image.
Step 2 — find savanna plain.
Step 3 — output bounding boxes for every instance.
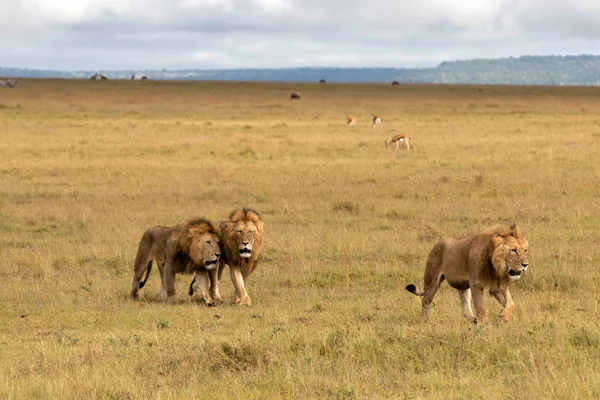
[1,79,600,399]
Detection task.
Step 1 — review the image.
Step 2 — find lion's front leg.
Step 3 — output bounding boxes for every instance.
[230,266,251,306]
[497,287,515,323]
[208,268,222,304]
[195,270,215,306]
[471,285,488,324]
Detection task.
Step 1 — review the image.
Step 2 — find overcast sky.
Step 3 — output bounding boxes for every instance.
[2,0,600,71]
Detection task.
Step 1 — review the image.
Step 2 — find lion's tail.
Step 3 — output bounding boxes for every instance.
[188,278,196,296]
[405,284,426,296]
[138,261,153,289]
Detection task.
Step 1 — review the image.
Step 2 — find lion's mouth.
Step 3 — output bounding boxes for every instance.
[204,259,218,269]
[508,269,522,280]
[239,248,252,258]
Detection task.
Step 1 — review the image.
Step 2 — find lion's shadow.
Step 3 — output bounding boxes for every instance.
[126,291,217,306]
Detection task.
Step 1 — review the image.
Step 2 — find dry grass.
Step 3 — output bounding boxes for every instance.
[1,79,600,399]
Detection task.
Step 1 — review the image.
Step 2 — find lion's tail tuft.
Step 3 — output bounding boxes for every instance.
[405,284,425,296]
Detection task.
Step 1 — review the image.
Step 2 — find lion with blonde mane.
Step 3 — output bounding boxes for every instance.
[188,208,264,306]
[130,217,221,305]
[406,223,529,324]
[219,208,264,305]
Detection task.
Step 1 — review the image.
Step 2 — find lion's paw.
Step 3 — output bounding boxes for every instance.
[234,295,252,306]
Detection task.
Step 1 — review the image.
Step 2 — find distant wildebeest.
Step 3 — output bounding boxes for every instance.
[90,73,98,80]
[100,75,107,81]
[131,74,135,80]
[386,134,411,150]
[346,115,356,127]
[372,116,381,127]
[141,76,148,81]
[290,92,301,100]
[319,79,326,83]
[391,81,400,86]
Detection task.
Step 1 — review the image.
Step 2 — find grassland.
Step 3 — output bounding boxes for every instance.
[1,79,600,399]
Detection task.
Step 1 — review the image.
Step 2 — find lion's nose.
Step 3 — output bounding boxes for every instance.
[521,263,529,268]
[242,241,250,246]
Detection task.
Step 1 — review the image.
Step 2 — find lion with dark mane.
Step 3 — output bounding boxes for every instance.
[189,208,264,306]
[130,217,221,305]
[406,223,529,324]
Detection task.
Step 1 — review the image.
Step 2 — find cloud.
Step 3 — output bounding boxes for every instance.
[2,0,600,70]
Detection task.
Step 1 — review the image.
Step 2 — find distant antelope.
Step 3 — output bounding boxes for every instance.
[100,74,107,81]
[346,115,356,127]
[131,74,135,80]
[372,116,381,127]
[90,73,98,80]
[141,76,148,81]
[391,81,400,86]
[290,92,301,100]
[386,134,411,150]
[319,79,326,83]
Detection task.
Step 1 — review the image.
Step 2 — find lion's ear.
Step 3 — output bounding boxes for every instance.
[511,223,523,239]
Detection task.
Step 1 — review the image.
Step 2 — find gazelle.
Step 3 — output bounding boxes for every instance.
[386,134,411,150]
[372,116,381,127]
[346,115,356,127]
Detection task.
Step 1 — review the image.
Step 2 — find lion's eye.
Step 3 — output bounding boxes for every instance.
[511,249,518,254]
[206,240,211,244]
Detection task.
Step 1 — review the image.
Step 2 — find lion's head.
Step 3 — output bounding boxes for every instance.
[223,208,264,262]
[183,218,221,271]
[491,223,529,281]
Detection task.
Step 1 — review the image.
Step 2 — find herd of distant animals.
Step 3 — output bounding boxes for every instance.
[291,80,412,150]
[0,79,18,88]
[88,73,148,81]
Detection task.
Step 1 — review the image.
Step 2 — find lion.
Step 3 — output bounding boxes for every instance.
[130,217,221,305]
[189,208,264,306]
[406,223,529,324]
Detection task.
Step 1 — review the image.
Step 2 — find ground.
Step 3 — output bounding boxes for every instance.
[0,79,599,399]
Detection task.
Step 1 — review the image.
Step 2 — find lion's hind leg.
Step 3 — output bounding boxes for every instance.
[459,289,476,323]
[420,274,444,320]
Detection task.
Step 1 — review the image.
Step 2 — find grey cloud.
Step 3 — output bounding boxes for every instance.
[2,0,600,70]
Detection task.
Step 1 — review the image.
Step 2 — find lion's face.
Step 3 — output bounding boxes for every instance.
[494,234,529,281]
[233,221,259,259]
[189,232,221,270]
